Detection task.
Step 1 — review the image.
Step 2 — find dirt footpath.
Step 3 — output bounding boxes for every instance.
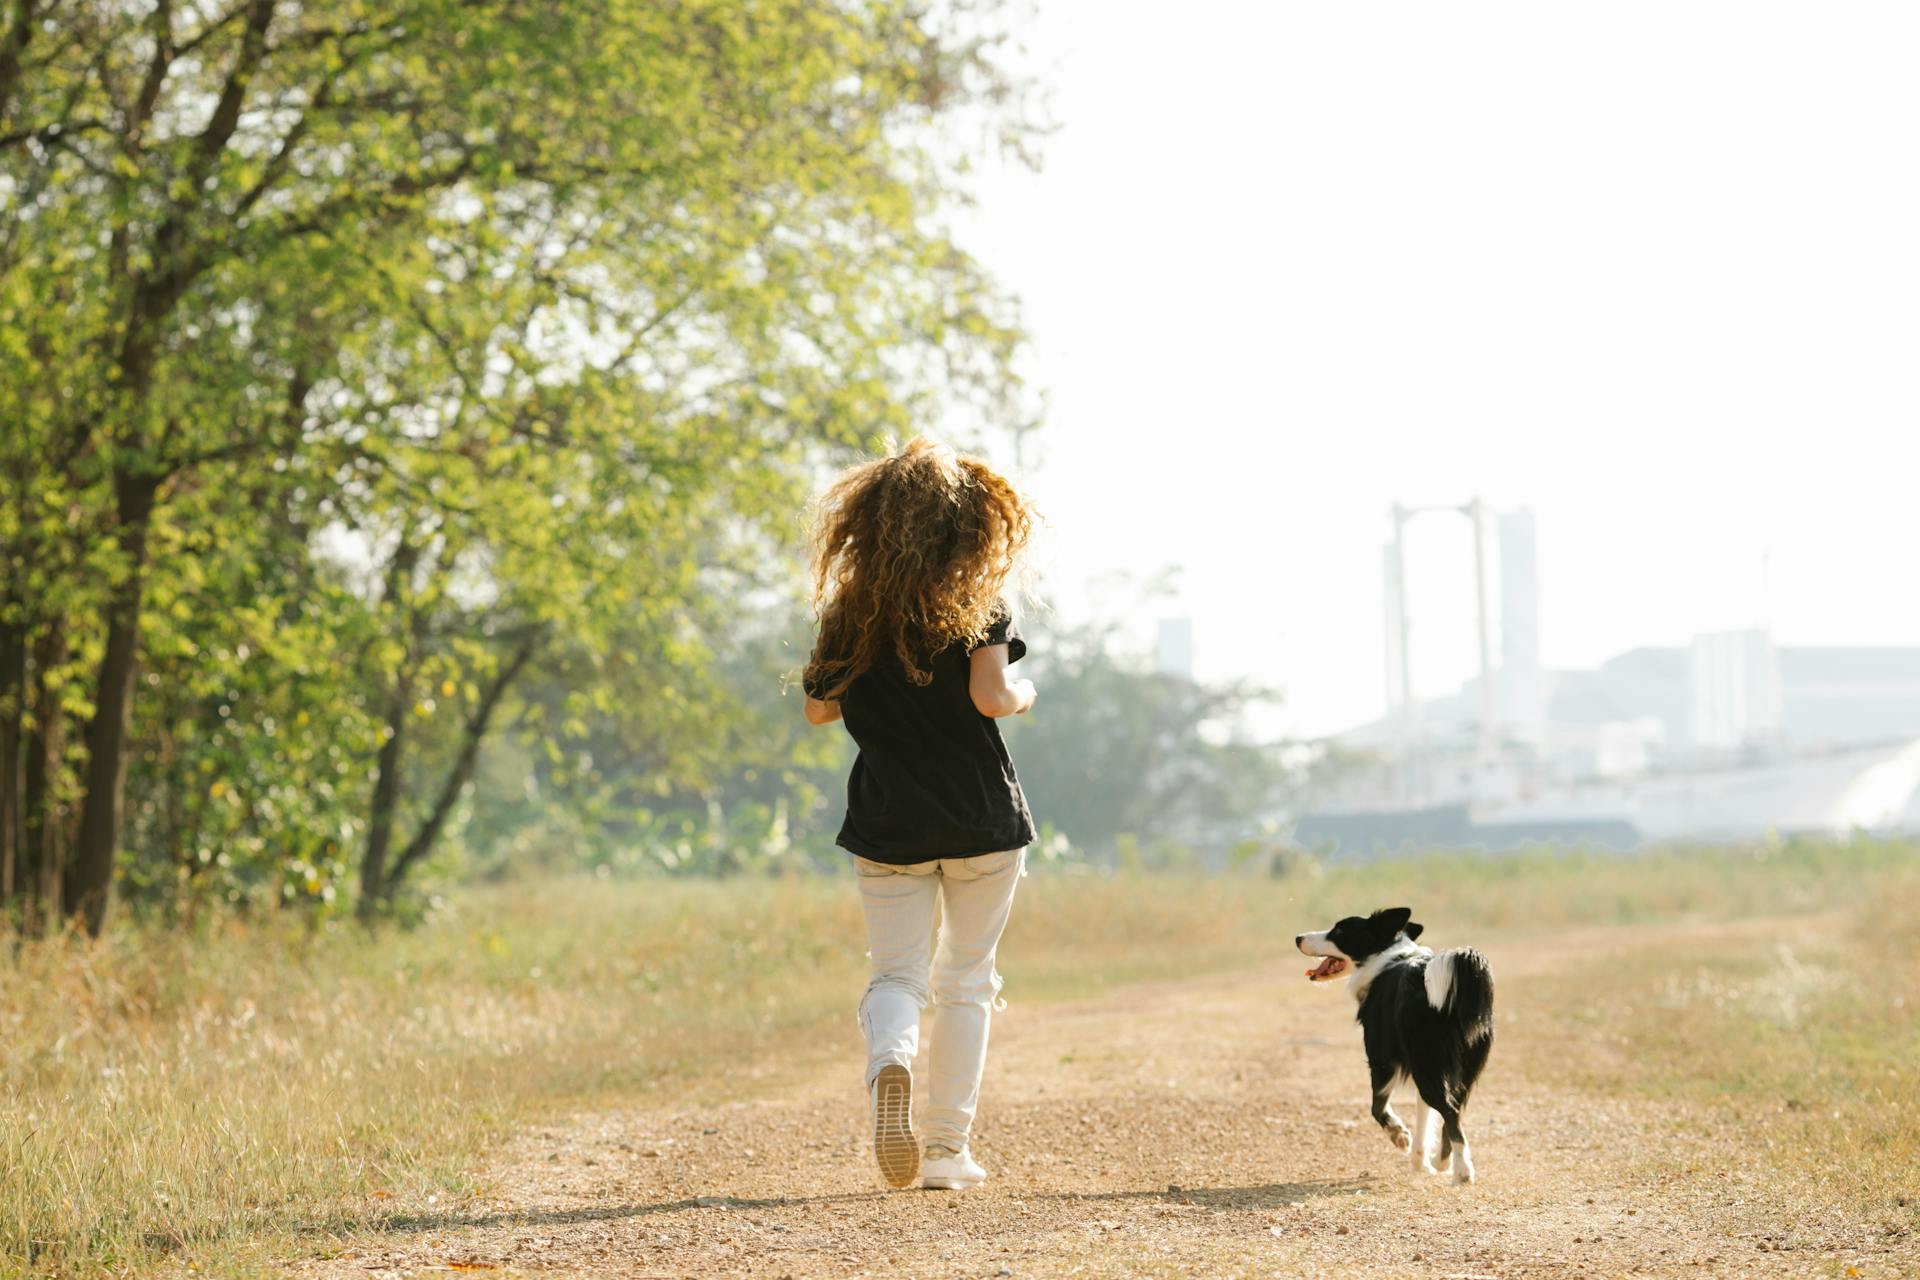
[299,925,1914,1279]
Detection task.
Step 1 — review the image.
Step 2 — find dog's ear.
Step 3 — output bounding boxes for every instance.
[1404,921,1425,941]
[1374,906,1413,935]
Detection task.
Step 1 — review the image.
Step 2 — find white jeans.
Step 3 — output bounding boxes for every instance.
[854,847,1025,1151]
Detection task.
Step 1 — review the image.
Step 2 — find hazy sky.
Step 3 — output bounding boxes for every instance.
[951,1,1919,738]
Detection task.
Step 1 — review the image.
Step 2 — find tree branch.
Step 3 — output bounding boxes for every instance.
[184,0,274,184]
[381,626,542,896]
[0,115,111,148]
[174,0,253,59]
[0,0,42,128]
[228,74,331,219]
[104,0,276,405]
[129,0,176,143]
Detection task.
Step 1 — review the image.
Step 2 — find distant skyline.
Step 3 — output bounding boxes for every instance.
[952,0,1918,737]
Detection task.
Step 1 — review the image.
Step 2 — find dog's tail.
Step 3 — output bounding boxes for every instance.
[1425,947,1494,1043]
[1428,940,1497,1043]
[1426,947,1495,1108]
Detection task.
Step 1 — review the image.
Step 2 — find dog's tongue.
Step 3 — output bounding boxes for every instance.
[1306,956,1342,981]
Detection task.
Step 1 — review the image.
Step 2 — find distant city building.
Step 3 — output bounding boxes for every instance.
[1689,628,1783,751]
[1340,639,1920,759]
[1496,508,1546,737]
[1155,616,1195,681]
[1779,647,1920,745]
[1305,502,1920,853]
[1593,717,1666,779]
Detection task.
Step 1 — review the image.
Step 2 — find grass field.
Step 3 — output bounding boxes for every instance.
[2,837,1914,1277]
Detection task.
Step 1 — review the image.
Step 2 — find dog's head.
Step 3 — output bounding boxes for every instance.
[1294,907,1424,982]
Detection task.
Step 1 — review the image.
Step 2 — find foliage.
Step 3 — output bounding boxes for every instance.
[124,491,382,914]
[461,607,854,878]
[0,0,1039,929]
[1003,603,1303,866]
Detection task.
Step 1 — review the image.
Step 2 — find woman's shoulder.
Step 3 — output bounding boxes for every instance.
[964,604,1026,663]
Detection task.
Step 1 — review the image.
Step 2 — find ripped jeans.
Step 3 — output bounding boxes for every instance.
[853,847,1025,1151]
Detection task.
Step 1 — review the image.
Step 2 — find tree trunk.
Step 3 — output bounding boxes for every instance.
[357,535,427,922]
[357,663,414,921]
[21,624,68,936]
[0,616,23,908]
[65,471,160,936]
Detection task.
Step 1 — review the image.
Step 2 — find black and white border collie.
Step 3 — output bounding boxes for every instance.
[1295,907,1494,1184]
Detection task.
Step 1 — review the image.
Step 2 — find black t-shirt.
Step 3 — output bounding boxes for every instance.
[806,611,1035,864]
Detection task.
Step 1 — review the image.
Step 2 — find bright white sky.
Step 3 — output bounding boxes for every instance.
[950,0,1920,738]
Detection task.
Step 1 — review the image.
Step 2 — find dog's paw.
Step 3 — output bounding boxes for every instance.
[1452,1162,1475,1186]
[1414,1160,1439,1176]
[1386,1122,1412,1151]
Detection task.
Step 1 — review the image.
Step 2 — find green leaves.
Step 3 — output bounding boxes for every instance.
[3,0,1039,924]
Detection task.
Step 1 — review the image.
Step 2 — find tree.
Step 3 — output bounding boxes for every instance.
[1,0,1037,931]
[460,602,856,879]
[1004,604,1301,865]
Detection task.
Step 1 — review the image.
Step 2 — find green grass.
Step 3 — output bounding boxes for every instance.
[2,836,1912,1277]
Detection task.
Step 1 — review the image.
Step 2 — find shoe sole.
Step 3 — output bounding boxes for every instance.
[922,1175,984,1190]
[872,1064,918,1189]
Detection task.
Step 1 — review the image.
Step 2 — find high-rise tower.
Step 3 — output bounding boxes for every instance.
[1497,508,1545,738]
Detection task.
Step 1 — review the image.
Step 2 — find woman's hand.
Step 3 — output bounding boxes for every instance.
[1010,678,1037,714]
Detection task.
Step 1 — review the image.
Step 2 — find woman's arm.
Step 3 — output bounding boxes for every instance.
[804,695,843,725]
[968,643,1037,718]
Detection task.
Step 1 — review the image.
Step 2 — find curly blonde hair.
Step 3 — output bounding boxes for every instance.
[804,438,1036,700]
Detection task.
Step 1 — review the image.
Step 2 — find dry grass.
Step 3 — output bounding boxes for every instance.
[2,836,1913,1277]
[0,871,1288,1276]
[1290,835,1908,931]
[1521,878,1920,1229]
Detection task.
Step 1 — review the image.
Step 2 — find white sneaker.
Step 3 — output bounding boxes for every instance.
[870,1063,918,1189]
[921,1144,986,1190]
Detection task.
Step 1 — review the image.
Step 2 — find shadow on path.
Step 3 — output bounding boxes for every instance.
[1039,1176,1373,1210]
[368,1191,879,1235]
[349,1178,1368,1237]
